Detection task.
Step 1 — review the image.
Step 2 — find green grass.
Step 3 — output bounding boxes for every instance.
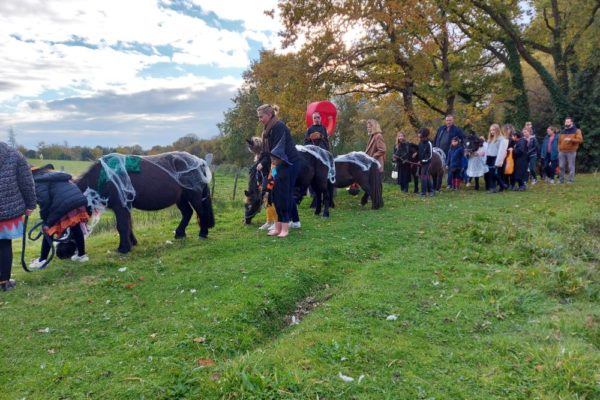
[1,171,598,399]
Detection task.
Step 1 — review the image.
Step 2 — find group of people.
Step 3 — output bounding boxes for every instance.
[0,142,89,292]
[393,115,584,195]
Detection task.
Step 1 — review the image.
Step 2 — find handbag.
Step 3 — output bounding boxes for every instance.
[504,149,514,175]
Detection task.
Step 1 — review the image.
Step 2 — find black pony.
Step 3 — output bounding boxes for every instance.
[464,134,483,154]
[394,142,420,193]
[76,152,214,254]
[333,156,384,209]
[244,140,333,223]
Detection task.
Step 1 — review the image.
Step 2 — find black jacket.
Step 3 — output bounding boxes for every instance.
[418,140,433,165]
[33,171,88,227]
[304,125,329,150]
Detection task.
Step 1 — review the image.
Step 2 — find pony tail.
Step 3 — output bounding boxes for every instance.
[369,164,384,209]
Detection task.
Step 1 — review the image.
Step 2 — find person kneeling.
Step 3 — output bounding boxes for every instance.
[29,165,90,269]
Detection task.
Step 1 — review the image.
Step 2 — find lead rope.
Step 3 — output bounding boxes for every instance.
[21,215,56,272]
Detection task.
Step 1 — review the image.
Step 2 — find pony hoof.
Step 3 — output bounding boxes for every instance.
[117,247,131,254]
[198,235,208,240]
[175,234,186,239]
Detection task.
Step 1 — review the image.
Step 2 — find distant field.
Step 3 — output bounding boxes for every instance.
[28,158,93,176]
[2,171,599,399]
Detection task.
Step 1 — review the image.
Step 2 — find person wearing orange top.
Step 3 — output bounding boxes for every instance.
[558,117,584,184]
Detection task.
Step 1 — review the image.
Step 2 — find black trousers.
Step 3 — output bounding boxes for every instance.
[41,224,86,260]
[0,239,13,282]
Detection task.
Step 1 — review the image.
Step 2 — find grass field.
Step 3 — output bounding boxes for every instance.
[1,163,598,399]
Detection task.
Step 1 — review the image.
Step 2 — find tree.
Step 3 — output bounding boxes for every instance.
[278,1,503,128]
[469,0,599,117]
[219,85,263,166]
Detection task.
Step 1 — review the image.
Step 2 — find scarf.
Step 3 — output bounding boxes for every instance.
[562,124,578,134]
[261,115,279,154]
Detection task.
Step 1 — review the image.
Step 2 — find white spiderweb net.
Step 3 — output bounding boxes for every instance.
[144,152,212,191]
[99,154,136,209]
[433,147,446,165]
[82,188,107,236]
[296,144,336,183]
[96,152,211,210]
[334,151,380,171]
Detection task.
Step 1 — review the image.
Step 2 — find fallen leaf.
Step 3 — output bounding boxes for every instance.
[36,327,50,334]
[585,315,595,328]
[534,364,544,372]
[150,333,158,339]
[209,372,221,381]
[47,348,56,354]
[138,276,145,281]
[125,283,138,289]
[118,267,127,272]
[196,358,215,367]
[193,336,206,343]
[386,315,398,321]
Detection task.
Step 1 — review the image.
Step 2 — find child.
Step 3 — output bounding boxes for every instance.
[29,165,90,269]
[417,128,434,197]
[258,167,277,231]
[466,136,488,191]
[511,131,528,191]
[447,137,465,190]
[0,141,36,291]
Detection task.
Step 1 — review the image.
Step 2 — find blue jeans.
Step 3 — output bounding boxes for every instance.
[527,157,537,180]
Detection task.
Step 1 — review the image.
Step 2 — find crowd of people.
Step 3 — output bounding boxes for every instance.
[393,116,584,195]
[254,104,586,236]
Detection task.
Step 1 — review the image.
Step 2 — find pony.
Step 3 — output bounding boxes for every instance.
[394,142,420,193]
[76,152,215,254]
[333,153,384,209]
[243,138,333,224]
[430,148,445,192]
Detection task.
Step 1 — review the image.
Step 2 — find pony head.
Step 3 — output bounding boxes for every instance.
[243,163,263,224]
[464,134,482,153]
[246,137,263,160]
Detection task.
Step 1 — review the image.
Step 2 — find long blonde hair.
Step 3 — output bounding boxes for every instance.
[488,124,500,143]
[367,119,382,134]
[501,123,515,140]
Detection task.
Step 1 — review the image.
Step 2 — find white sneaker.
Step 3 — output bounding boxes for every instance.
[531,179,537,185]
[289,221,301,229]
[258,221,274,230]
[71,254,89,262]
[549,179,555,184]
[29,258,47,270]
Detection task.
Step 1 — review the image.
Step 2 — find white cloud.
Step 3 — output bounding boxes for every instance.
[0,0,283,148]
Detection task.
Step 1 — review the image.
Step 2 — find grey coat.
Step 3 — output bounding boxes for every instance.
[0,142,37,221]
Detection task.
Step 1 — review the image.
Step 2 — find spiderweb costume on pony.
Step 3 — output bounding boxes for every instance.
[334,152,381,171]
[296,144,336,183]
[77,151,214,253]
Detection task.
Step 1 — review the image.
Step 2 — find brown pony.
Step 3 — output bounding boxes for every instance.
[76,153,214,254]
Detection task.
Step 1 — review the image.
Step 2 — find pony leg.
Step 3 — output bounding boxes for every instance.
[313,186,323,216]
[113,207,133,254]
[189,186,215,239]
[129,217,137,246]
[174,198,193,239]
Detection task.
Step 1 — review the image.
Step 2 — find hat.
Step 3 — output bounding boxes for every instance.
[270,138,292,166]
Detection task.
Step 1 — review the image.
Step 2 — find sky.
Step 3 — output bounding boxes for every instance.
[0,0,281,149]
